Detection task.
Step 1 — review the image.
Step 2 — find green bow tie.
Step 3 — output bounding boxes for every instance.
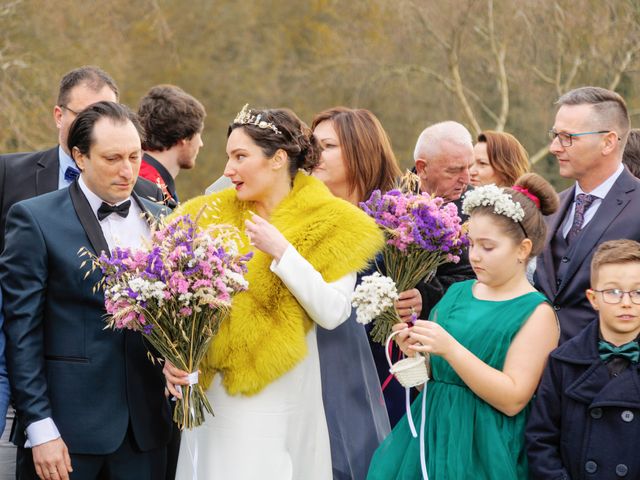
[598,340,640,364]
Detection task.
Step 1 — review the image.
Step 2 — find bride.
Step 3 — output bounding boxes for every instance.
[163,105,383,479]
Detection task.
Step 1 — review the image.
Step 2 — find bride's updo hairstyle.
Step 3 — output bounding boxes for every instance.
[228,105,320,178]
[463,173,559,259]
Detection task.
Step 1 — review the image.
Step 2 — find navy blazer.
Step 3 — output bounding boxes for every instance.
[526,320,640,479]
[0,182,172,454]
[535,168,640,342]
[0,146,166,252]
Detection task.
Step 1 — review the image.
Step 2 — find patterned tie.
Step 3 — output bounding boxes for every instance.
[598,340,640,363]
[566,193,596,245]
[64,166,80,183]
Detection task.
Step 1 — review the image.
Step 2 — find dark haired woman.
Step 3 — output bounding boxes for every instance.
[164,105,383,479]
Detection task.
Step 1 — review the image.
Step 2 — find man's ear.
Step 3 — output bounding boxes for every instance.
[72,147,86,171]
[601,131,619,156]
[271,149,288,170]
[53,105,63,129]
[415,158,428,178]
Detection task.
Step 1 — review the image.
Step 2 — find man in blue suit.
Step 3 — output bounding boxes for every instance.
[535,86,640,343]
[0,102,171,479]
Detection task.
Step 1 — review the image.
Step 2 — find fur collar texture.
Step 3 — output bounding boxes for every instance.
[176,173,383,395]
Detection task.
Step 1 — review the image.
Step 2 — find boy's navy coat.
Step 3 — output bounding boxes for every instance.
[526,320,640,480]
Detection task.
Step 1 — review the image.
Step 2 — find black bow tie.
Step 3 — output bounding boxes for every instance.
[97,200,131,221]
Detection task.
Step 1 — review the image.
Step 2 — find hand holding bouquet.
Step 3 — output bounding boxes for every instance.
[82,212,251,429]
[353,174,466,344]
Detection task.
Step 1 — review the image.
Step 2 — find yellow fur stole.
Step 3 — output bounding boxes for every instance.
[175,173,383,395]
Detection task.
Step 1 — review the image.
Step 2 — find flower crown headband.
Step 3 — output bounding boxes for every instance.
[462,185,528,235]
[233,104,281,135]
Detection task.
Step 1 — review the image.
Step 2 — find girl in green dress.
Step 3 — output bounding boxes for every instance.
[367,173,560,480]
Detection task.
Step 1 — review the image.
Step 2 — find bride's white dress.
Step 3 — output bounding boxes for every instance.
[176,246,356,480]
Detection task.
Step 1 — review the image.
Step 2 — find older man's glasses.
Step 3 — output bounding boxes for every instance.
[548,129,611,147]
[592,289,640,305]
[60,105,81,116]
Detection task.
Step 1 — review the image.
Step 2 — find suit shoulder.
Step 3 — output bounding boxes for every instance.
[9,188,70,213]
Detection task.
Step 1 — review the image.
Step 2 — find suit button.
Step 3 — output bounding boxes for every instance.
[616,463,628,477]
[585,460,598,474]
[621,410,634,422]
[553,305,561,311]
[590,407,603,419]
[556,279,561,287]
[561,256,569,263]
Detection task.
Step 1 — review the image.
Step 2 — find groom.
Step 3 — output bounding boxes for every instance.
[0,102,172,479]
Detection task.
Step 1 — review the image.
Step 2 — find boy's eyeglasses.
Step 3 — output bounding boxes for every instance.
[592,289,640,304]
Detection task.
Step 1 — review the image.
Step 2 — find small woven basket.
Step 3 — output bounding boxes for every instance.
[385,329,430,388]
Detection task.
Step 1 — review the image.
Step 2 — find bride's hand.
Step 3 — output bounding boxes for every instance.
[245,214,290,260]
[163,360,190,399]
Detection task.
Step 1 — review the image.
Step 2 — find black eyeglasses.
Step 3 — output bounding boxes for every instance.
[60,105,81,116]
[592,289,640,305]
[548,129,612,147]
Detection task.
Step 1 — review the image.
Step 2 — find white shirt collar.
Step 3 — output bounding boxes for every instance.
[574,163,624,200]
[77,175,132,221]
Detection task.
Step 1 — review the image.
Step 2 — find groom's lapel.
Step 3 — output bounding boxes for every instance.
[69,180,110,256]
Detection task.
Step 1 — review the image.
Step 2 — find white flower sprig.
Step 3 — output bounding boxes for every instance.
[462,184,525,223]
[352,272,399,325]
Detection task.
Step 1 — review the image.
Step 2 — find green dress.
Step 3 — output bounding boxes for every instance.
[367,280,548,480]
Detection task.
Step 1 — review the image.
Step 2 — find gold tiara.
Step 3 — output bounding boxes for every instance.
[233,104,281,135]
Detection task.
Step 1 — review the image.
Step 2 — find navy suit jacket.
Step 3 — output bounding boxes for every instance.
[0,146,166,252]
[0,182,172,454]
[535,168,640,342]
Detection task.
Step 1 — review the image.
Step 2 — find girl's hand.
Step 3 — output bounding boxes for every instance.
[163,360,190,399]
[391,322,419,357]
[394,288,422,322]
[245,214,290,260]
[408,319,458,358]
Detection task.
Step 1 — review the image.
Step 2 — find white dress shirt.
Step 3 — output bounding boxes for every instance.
[561,163,624,238]
[25,177,151,447]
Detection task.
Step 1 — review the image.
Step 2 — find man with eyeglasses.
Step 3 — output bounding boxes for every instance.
[535,86,640,343]
[0,65,164,253]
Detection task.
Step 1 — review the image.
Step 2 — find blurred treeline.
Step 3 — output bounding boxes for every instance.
[1,0,639,198]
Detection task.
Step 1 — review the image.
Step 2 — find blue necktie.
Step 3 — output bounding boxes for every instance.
[64,166,80,183]
[598,340,640,363]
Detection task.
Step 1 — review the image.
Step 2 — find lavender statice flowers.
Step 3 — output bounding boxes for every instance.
[359,183,467,344]
[82,213,251,429]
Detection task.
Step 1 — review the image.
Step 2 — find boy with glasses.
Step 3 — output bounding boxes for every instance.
[527,239,640,479]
